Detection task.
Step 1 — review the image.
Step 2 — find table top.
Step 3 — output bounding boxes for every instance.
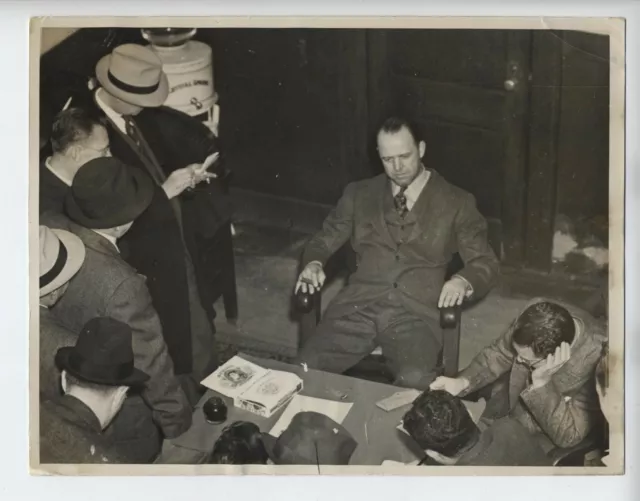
[157,354,425,465]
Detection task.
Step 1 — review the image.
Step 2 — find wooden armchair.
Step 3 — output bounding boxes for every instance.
[293,246,464,382]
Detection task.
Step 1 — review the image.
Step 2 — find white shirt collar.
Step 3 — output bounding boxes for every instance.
[92,229,120,253]
[44,156,73,187]
[571,317,583,348]
[95,88,127,134]
[391,167,431,210]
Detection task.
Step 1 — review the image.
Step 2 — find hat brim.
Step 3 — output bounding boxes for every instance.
[55,347,150,387]
[40,229,86,297]
[65,168,155,230]
[260,433,284,465]
[96,53,169,108]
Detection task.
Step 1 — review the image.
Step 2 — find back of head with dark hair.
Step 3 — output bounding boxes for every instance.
[209,421,269,465]
[377,116,421,145]
[402,390,479,457]
[511,301,576,358]
[50,107,105,154]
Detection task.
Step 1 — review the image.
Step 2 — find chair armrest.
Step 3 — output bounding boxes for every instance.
[549,435,599,466]
[294,290,316,314]
[440,305,461,329]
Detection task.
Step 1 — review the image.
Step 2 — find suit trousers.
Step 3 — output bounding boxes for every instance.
[180,253,217,405]
[295,296,441,389]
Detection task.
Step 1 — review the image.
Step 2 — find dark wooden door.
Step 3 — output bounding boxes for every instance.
[368,30,532,266]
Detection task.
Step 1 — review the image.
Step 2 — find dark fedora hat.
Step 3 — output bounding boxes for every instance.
[65,157,154,229]
[55,317,149,386]
[261,412,357,465]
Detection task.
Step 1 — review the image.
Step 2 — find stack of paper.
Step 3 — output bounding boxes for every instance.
[201,356,304,418]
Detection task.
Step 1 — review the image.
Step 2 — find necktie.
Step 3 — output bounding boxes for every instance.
[121,115,166,186]
[123,115,143,148]
[394,186,408,218]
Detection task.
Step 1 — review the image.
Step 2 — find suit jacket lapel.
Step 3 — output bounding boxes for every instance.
[368,175,396,249]
[508,363,531,410]
[72,223,121,259]
[406,169,439,243]
[104,116,166,187]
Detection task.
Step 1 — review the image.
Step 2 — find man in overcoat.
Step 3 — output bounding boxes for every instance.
[39,224,86,399]
[40,317,151,464]
[295,117,499,388]
[60,43,233,390]
[42,157,192,460]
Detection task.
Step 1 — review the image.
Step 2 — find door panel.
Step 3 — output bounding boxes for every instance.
[370,29,532,264]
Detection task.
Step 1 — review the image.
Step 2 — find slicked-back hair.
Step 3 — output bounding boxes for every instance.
[208,421,269,465]
[402,390,479,457]
[50,107,105,154]
[511,301,576,358]
[377,116,421,145]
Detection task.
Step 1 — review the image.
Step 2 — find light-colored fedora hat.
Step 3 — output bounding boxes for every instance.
[39,225,86,297]
[96,44,169,107]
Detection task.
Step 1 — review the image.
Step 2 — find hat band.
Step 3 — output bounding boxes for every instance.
[108,70,160,95]
[40,240,68,289]
[68,351,135,383]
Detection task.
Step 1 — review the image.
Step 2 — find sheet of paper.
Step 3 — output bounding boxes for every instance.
[375,389,422,412]
[269,395,353,437]
[462,398,486,424]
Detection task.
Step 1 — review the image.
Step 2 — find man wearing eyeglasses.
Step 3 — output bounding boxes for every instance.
[430,298,606,452]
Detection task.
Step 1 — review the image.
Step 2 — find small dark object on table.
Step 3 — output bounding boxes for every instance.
[203,396,228,424]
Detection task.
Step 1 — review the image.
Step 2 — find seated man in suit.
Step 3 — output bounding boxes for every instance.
[40,317,150,464]
[402,390,551,466]
[294,116,499,388]
[42,156,192,460]
[40,107,111,215]
[431,298,606,451]
[39,225,86,399]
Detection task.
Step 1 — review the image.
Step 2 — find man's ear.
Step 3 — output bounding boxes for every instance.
[67,144,82,162]
[418,140,426,159]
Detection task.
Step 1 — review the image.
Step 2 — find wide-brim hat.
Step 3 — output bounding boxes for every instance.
[261,411,357,465]
[65,157,154,229]
[96,43,169,108]
[55,317,149,386]
[39,226,86,297]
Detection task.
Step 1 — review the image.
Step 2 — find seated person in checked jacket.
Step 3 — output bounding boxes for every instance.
[294,116,499,389]
[431,298,606,451]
